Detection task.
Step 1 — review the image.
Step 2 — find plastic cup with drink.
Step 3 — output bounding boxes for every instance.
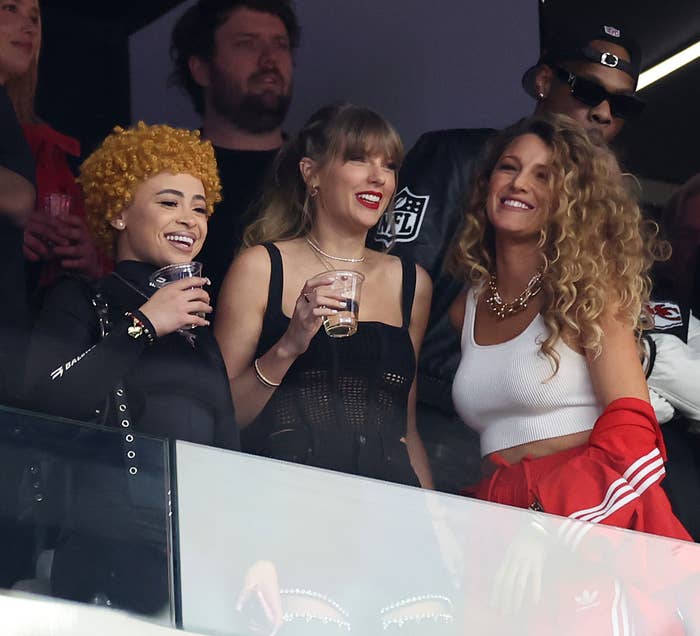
[311,270,364,338]
[148,261,205,330]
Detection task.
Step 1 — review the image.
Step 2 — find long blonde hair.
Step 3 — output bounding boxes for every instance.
[243,102,403,247]
[447,113,664,373]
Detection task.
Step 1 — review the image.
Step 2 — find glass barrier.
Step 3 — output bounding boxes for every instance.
[0,405,173,624]
[174,441,700,635]
[0,590,205,636]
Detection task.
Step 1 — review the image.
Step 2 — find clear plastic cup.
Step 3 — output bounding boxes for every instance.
[314,270,364,338]
[149,262,203,288]
[42,193,72,219]
[149,262,204,329]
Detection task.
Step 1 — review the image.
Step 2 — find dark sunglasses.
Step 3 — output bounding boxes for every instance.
[553,66,645,120]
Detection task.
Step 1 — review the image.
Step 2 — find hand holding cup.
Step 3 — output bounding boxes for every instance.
[280,272,347,357]
[318,270,364,338]
[51,214,102,278]
[23,193,73,262]
[23,212,67,261]
[138,275,212,337]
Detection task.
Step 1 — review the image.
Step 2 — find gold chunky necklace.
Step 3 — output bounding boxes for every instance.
[485,271,543,320]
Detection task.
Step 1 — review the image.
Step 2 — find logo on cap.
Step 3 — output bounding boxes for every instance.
[374,187,429,246]
[604,25,621,38]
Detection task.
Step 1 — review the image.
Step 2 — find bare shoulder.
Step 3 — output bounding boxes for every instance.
[370,252,431,291]
[584,302,649,405]
[231,245,270,271]
[448,288,468,333]
[273,237,305,258]
[413,263,433,302]
[369,250,403,273]
[228,244,272,277]
[218,245,271,309]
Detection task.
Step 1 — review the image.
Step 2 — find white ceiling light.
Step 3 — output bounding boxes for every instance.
[637,39,700,91]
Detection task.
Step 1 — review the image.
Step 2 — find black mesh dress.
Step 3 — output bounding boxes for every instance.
[243,243,420,487]
[237,245,458,634]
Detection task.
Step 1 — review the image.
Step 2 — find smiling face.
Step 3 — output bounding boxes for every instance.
[486,133,553,241]
[310,153,397,232]
[0,0,40,84]
[112,173,208,267]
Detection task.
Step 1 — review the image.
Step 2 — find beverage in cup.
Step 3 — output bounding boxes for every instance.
[319,270,364,338]
[149,262,205,328]
[42,193,72,219]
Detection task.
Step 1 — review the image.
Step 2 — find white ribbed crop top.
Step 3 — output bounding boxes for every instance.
[452,288,601,457]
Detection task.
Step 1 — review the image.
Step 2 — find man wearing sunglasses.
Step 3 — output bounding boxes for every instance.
[370,18,648,494]
[523,21,644,142]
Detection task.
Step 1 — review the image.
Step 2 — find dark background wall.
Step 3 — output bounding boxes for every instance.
[36,5,131,158]
[34,0,700,185]
[128,0,538,149]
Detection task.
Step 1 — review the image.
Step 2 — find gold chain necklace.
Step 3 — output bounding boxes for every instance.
[485,271,543,320]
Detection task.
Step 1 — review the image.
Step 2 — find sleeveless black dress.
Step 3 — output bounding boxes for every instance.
[243,243,420,487]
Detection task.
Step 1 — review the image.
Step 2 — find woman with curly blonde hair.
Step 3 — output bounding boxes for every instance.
[448,113,690,540]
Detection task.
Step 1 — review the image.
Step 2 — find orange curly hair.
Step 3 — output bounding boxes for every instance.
[78,122,221,256]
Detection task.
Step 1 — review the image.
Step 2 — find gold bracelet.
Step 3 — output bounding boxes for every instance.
[254,358,280,388]
[125,312,155,345]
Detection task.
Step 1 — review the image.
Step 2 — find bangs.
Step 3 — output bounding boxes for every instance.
[328,108,404,167]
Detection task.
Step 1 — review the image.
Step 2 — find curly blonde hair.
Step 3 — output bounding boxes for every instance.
[447,113,665,374]
[78,122,221,256]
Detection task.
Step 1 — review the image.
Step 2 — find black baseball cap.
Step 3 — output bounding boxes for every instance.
[522,18,643,98]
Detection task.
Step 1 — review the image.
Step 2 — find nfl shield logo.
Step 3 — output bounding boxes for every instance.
[374,186,429,246]
[604,25,621,38]
[646,301,683,330]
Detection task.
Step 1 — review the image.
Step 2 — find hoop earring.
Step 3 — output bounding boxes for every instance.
[310,185,319,198]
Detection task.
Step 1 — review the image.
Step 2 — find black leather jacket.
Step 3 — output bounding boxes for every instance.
[371,128,496,413]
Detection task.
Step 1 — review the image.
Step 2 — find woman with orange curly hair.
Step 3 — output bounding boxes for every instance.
[24,121,239,611]
[448,113,690,541]
[26,121,238,449]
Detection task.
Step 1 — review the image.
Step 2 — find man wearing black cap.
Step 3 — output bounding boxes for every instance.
[371,19,646,493]
[524,20,644,142]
